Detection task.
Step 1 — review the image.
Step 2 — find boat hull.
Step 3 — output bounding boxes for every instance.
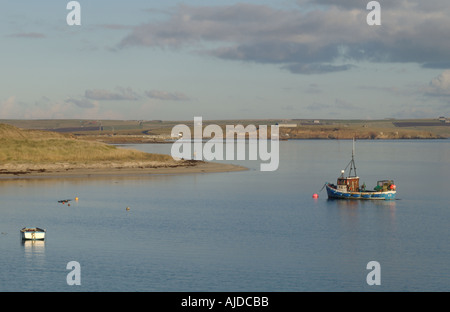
[326,184,395,200]
[20,228,46,240]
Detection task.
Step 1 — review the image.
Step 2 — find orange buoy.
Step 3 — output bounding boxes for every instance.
[312,193,319,199]
[390,184,396,190]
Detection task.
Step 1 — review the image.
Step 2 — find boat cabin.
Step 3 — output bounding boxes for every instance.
[337,176,360,192]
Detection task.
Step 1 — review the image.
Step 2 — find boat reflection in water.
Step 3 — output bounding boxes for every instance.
[21,239,46,265]
[21,239,46,252]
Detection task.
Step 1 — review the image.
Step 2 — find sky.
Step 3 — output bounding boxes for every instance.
[0,0,449,121]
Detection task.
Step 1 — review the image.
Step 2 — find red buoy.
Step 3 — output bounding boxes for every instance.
[312,193,319,199]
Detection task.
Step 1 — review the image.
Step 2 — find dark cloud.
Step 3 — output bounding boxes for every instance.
[303,0,393,10]
[65,98,95,108]
[209,42,343,65]
[118,1,450,74]
[300,0,443,11]
[422,62,450,69]
[283,63,354,74]
[67,87,189,108]
[7,32,46,38]
[146,90,190,101]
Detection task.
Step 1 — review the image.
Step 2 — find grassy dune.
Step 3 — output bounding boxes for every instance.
[0,123,173,166]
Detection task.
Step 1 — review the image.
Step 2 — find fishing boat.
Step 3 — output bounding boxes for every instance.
[325,140,396,200]
[20,227,46,240]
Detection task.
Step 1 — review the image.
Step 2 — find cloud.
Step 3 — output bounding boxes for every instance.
[7,32,46,39]
[283,63,354,74]
[85,87,139,101]
[1,96,80,119]
[118,2,450,74]
[99,24,132,30]
[334,98,361,110]
[66,87,190,111]
[0,96,18,118]
[421,62,450,69]
[65,97,96,108]
[146,90,190,101]
[307,0,369,9]
[305,98,361,112]
[425,70,450,97]
[304,83,322,94]
[306,101,332,111]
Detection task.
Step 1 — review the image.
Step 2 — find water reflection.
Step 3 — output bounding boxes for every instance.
[0,173,183,188]
[327,198,397,225]
[328,198,396,210]
[22,240,46,259]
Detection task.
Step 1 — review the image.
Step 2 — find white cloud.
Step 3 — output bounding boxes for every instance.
[426,70,450,96]
[0,96,18,118]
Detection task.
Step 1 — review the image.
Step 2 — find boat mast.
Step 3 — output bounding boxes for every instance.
[345,138,357,177]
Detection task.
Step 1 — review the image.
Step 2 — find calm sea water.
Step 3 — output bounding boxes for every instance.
[0,140,448,292]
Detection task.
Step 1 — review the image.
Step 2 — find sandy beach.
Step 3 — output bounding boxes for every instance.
[0,160,247,179]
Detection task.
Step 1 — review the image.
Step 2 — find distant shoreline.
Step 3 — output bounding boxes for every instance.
[0,161,248,180]
[1,118,448,142]
[75,134,447,145]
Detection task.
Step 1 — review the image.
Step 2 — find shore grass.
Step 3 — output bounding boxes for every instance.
[0,124,173,165]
